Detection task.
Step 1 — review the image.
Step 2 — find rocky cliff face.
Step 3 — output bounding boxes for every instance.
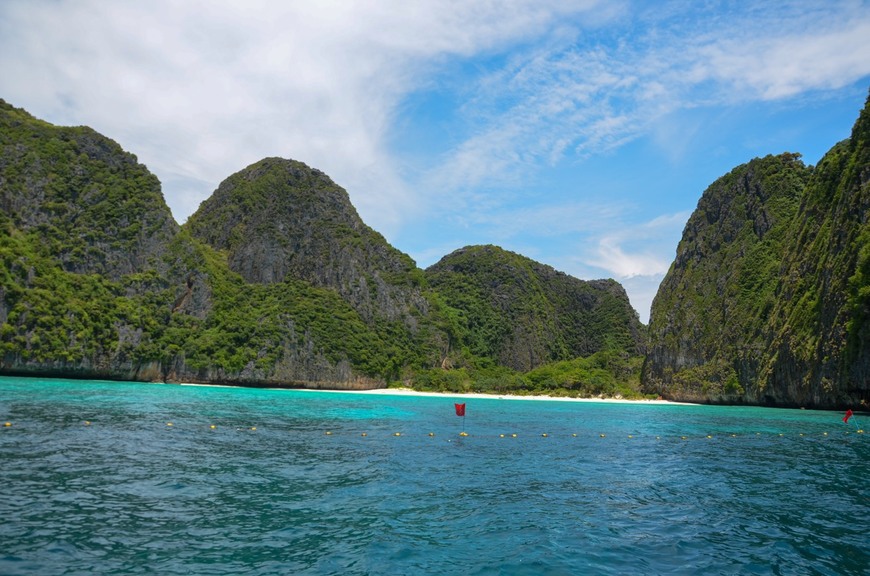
[0,99,195,382]
[426,245,645,372]
[0,102,389,388]
[643,153,809,402]
[760,96,870,408]
[185,158,430,330]
[0,100,178,280]
[643,92,870,409]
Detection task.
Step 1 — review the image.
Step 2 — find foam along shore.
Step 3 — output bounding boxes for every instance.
[297,386,696,405]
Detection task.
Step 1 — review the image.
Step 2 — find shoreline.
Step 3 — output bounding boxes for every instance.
[292,386,696,405]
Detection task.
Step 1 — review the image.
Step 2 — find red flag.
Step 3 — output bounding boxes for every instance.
[454,403,466,417]
[843,409,854,423]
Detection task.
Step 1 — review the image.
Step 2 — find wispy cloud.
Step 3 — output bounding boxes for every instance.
[421,0,870,205]
[0,0,603,232]
[696,6,870,100]
[3,0,865,230]
[563,210,690,321]
[582,211,690,278]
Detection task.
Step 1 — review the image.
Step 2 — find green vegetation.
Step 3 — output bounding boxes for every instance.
[0,100,176,280]
[644,92,870,408]
[0,102,432,384]
[404,350,647,399]
[425,245,644,372]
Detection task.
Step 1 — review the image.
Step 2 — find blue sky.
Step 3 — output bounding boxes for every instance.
[2,1,869,322]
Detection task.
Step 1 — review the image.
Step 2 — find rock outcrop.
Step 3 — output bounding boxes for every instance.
[185,158,430,330]
[643,92,870,409]
[0,100,178,280]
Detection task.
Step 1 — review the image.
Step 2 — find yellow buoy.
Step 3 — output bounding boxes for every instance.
[823,432,828,436]
[706,435,712,439]
[599,433,606,438]
[511,433,517,438]
[84,421,91,426]
[325,431,332,435]
[858,429,865,434]
[681,436,687,440]
[628,435,634,439]
[361,432,367,437]
[499,434,505,438]
[4,422,11,427]
[459,432,468,437]
[428,432,435,437]
[542,433,548,437]
[210,424,216,429]
[250,427,257,431]
[394,432,401,436]
[166,422,173,427]
[572,433,577,437]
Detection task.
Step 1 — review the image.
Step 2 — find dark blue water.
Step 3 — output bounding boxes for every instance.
[1,377,867,575]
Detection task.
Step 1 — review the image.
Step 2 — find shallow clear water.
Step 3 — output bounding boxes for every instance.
[1,376,867,575]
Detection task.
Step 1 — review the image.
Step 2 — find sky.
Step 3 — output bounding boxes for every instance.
[2,1,869,323]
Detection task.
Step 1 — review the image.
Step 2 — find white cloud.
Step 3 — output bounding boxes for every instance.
[420,0,870,210]
[0,0,604,234]
[555,210,689,322]
[589,238,670,278]
[581,211,689,278]
[4,0,865,233]
[698,15,870,100]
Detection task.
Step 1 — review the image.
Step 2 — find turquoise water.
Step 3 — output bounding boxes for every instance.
[1,376,867,575]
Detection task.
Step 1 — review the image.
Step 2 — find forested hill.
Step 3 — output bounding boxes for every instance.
[643,91,870,409]
[186,157,431,330]
[426,245,644,372]
[0,99,645,393]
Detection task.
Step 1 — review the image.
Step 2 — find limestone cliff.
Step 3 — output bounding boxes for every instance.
[0,101,394,388]
[185,158,430,331]
[0,99,178,280]
[643,92,870,409]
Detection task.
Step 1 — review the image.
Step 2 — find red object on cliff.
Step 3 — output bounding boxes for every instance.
[843,409,853,423]
[455,403,466,417]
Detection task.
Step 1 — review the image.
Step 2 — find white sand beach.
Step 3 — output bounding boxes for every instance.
[306,386,695,405]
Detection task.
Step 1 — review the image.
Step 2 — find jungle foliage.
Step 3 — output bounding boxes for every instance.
[425,245,644,372]
[643,91,870,408]
[0,99,645,396]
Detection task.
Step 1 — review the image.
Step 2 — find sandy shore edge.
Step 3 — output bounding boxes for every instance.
[294,386,695,405]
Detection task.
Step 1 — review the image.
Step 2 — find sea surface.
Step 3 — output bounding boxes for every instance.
[1,376,867,575]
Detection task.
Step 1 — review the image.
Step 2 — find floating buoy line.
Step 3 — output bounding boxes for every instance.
[0,420,864,439]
